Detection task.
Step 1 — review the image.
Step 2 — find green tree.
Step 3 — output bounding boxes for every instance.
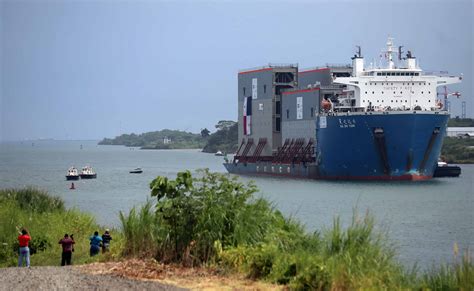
[200,128,210,138]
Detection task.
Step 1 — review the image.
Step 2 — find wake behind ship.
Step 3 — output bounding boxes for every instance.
[224,37,462,181]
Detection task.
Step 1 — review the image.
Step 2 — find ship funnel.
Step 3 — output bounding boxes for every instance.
[406,50,416,69]
[351,46,364,77]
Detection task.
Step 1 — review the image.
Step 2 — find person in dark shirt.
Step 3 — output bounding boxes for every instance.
[101,229,112,253]
[17,228,31,267]
[59,233,75,266]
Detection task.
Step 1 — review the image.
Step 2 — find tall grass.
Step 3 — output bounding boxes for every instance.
[119,200,160,257]
[0,187,64,213]
[421,250,474,290]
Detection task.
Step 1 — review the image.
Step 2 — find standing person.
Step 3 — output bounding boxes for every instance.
[58,234,75,266]
[89,231,102,256]
[17,228,31,267]
[101,229,112,253]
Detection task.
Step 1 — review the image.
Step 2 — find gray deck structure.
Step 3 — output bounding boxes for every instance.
[235,64,351,164]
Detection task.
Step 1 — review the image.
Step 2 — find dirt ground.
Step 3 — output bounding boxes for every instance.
[0,265,181,291]
[78,259,281,290]
[0,260,280,290]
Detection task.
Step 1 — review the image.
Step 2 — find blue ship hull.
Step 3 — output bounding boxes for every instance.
[224,112,449,181]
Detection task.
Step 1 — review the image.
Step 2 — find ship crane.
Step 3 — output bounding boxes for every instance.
[437,86,462,110]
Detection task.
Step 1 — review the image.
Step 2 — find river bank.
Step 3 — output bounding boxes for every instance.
[1,183,473,289]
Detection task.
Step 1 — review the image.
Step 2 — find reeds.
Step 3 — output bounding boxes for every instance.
[0,187,64,213]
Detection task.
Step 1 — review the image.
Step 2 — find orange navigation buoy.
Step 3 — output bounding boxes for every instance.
[70,182,75,190]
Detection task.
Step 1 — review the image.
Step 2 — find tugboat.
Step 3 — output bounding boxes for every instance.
[80,166,97,179]
[66,167,80,180]
[433,161,461,177]
[129,167,143,174]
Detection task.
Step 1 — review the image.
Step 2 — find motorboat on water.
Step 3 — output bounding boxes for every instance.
[433,161,461,178]
[66,167,80,180]
[215,151,224,156]
[80,166,97,179]
[129,168,143,174]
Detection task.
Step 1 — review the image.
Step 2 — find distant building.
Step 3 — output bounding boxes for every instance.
[446,127,474,138]
[163,137,172,144]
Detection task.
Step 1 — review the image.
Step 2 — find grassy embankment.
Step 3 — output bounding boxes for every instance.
[120,170,473,290]
[1,177,473,289]
[0,188,123,267]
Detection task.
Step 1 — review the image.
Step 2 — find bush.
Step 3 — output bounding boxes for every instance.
[120,169,280,265]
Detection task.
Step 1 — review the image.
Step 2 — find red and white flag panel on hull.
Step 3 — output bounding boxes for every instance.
[243,96,252,135]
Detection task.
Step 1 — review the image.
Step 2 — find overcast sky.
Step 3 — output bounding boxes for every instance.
[1,0,472,141]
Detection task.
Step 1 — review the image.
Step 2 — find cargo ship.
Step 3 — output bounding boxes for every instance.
[224,37,462,181]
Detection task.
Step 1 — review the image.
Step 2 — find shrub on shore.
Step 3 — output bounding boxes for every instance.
[0,188,120,267]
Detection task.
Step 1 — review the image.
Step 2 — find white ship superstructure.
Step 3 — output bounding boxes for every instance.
[334,37,462,112]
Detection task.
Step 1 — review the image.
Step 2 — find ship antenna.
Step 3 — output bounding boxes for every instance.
[356,45,362,58]
[398,45,404,60]
[386,37,395,69]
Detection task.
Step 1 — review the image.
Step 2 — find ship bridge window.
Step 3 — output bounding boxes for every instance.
[377,73,382,76]
[264,85,267,94]
[382,72,386,76]
[415,73,419,76]
[396,72,401,76]
[410,72,414,76]
[243,87,246,95]
[401,72,406,76]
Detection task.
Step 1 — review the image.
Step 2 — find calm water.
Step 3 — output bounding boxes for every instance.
[0,140,472,268]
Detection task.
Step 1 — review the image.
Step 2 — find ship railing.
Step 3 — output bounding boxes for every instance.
[239,63,298,73]
[300,64,351,72]
[421,70,453,76]
[325,63,352,69]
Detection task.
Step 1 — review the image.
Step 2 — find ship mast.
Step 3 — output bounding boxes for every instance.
[386,37,395,69]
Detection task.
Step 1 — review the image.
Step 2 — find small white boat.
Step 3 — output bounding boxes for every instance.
[80,166,97,179]
[66,167,79,180]
[129,168,143,174]
[215,151,224,156]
